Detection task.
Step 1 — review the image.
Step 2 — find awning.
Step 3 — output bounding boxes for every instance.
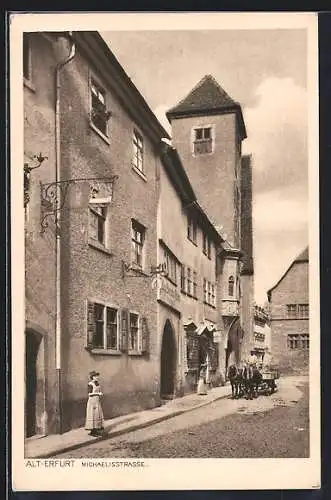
[183,318,198,330]
[196,321,215,336]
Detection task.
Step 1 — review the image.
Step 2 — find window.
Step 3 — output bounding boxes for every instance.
[228,276,234,297]
[301,334,309,349]
[90,79,110,136]
[90,303,119,350]
[203,233,211,258]
[132,130,144,173]
[208,282,212,305]
[193,271,198,299]
[23,33,31,81]
[193,127,213,155]
[187,215,197,244]
[287,304,297,318]
[203,278,208,303]
[164,247,177,284]
[89,204,107,245]
[106,307,118,349]
[298,304,309,318]
[288,334,299,350]
[203,279,216,307]
[129,313,140,351]
[187,267,192,296]
[131,220,145,268]
[211,284,216,307]
[181,265,186,292]
[288,334,309,350]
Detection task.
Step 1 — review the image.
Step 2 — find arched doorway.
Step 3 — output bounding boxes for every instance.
[225,318,241,373]
[25,329,42,437]
[160,320,176,399]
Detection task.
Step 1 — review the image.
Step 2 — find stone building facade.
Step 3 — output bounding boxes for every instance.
[24,33,255,437]
[24,32,59,437]
[157,144,224,397]
[267,247,309,374]
[166,75,254,375]
[252,305,271,363]
[24,31,170,436]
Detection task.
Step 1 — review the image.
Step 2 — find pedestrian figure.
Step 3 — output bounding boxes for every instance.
[85,370,104,437]
[197,364,208,395]
[262,348,272,371]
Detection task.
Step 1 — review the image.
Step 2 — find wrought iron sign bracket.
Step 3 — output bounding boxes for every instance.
[121,261,167,279]
[40,175,118,235]
[24,153,48,208]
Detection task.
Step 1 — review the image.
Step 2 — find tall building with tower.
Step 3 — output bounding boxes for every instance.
[166,75,254,374]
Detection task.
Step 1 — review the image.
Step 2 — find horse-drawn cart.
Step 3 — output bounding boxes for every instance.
[259,366,280,395]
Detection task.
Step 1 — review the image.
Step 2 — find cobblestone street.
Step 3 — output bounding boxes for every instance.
[57,375,309,459]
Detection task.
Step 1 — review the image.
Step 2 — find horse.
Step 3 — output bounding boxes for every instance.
[227,364,245,399]
[243,364,263,399]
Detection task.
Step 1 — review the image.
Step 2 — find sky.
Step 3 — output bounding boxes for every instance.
[102,29,309,305]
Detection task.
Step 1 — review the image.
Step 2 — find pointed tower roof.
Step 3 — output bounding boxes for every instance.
[166,75,247,139]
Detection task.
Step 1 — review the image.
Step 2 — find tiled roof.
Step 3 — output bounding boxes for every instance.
[167,75,238,116]
[294,246,309,263]
[267,246,309,296]
[166,74,247,139]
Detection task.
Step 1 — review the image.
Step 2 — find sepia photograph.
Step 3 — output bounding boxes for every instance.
[11,11,320,491]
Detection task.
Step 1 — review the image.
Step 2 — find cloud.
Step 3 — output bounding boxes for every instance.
[253,187,308,233]
[243,77,308,194]
[252,187,308,303]
[242,77,308,303]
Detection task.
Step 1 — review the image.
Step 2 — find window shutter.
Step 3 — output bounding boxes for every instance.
[87,300,95,347]
[120,308,129,352]
[141,316,149,354]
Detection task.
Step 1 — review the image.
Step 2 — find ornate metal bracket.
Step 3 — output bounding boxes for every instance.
[24,153,48,208]
[121,261,167,279]
[40,175,118,235]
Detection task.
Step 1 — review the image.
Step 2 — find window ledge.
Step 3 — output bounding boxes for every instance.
[24,78,36,93]
[85,347,122,356]
[131,165,147,182]
[164,275,177,287]
[128,350,143,356]
[192,151,214,158]
[88,239,113,256]
[129,264,149,277]
[89,120,110,145]
[187,237,198,247]
[204,302,216,309]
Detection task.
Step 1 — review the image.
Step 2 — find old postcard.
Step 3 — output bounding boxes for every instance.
[10,11,320,490]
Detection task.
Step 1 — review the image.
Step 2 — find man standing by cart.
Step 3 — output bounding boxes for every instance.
[262,348,272,371]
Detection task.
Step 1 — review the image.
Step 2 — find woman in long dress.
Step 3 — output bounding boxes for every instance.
[197,365,208,395]
[85,370,104,436]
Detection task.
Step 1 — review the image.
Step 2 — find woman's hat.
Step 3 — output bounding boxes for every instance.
[89,370,100,378]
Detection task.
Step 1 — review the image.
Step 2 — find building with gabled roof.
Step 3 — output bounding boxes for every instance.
[166,74,247,140]
[267,247,309,374]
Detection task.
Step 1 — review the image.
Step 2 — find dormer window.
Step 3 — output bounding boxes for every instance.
[193,126,213,155]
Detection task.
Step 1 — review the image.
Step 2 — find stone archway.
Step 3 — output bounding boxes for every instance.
[25,329,44,437]
[160,319,177,399]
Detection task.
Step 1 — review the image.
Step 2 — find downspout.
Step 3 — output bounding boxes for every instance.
[55,33,76,433]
